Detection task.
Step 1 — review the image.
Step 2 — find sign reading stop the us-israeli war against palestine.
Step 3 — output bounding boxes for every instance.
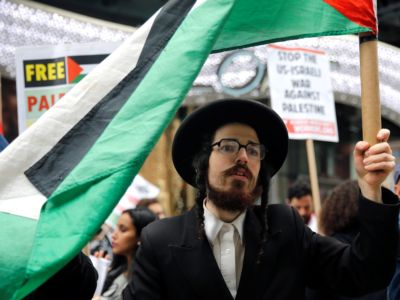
[267,44,338,142]
[15,42,120,134]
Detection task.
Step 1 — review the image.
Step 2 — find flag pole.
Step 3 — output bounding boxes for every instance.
[359,33,381,145]
[306,139,321,218]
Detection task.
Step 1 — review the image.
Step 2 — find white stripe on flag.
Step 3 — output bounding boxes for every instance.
[79,64,98,75]
[0,195,45,220]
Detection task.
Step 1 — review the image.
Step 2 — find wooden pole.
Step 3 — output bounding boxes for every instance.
[306,139,321,217]
[359,33,381,145]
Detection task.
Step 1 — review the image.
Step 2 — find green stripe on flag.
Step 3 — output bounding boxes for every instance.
[71,74,86,83]
[212,0,369,52]
[0,213,37,300]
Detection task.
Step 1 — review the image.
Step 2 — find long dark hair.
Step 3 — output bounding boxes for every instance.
[102,207,157,293]
[192,132,272,264]
[319,180,359,236]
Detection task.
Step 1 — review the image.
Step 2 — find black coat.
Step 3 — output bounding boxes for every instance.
[123,189,399,300]
[24,252,98,300]
[306,226,388,300]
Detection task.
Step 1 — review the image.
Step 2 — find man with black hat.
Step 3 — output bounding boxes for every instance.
[123,98,399,300]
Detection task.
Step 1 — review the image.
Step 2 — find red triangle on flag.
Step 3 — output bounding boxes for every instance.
[324,0,377,34]
[67,57,83,83]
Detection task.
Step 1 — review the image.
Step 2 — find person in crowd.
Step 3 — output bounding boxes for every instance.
[136,198,166,219]
[122,98,399,300]
[307,180,387,300]
[387,164,400,300]
[287,180,318,232]
[93,208,156,300]
[24,252,98,299]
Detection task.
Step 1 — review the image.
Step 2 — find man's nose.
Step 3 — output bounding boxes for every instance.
[235,147,249,163]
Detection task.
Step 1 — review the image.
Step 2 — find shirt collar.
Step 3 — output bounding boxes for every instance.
[203,200,246,246]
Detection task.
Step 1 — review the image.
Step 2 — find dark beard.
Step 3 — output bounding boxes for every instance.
[206,179,261,212]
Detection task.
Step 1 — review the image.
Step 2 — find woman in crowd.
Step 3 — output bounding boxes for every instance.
[93,207,156,300]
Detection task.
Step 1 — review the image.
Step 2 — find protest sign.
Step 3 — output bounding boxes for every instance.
[15,42,119,133]
[268,44,338,142]
[105,175,160,228]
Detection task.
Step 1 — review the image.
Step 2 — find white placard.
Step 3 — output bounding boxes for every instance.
[267,44,338,142]
[105,175,160,228]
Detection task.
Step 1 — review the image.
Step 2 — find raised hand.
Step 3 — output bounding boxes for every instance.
[353,129,396,202]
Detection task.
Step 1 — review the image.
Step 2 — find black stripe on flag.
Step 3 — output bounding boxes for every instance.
[26,0,196,197]
[69,54,109,65]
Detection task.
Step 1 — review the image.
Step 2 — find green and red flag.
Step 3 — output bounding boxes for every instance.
[324,0,377,34]
[0,0,377,298]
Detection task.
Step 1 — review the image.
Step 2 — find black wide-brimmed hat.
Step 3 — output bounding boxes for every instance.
[172,98,288,187]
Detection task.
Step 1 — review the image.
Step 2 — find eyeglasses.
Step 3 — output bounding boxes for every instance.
[211,138,266,160]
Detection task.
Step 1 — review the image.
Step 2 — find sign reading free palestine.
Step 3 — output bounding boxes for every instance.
[267,44,339,142]
[15,42,120,133]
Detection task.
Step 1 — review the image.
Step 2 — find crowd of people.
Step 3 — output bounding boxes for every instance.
[20,98,400,299]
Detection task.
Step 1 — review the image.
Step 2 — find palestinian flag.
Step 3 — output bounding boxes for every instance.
[0,0,377,298]
[67,54,109,84]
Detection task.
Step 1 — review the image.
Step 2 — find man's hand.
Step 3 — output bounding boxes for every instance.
[354,129,395,202]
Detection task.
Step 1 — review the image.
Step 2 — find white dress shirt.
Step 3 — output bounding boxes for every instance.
[203,203,246,299]
[307,213,318,232]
